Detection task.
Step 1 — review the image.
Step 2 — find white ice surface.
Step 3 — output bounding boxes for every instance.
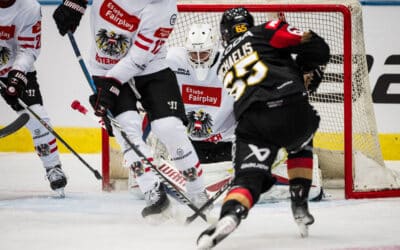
[1,153,400,250]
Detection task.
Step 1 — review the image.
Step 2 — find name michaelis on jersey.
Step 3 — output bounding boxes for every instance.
[218,31,254,77]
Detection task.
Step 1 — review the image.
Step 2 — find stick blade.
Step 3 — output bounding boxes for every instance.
[0,113,30,138]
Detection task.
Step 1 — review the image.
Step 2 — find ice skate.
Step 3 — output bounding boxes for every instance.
[197,213,239,249]
[290,184,314,237]
[142,181,172,223]
[46,165,67,198]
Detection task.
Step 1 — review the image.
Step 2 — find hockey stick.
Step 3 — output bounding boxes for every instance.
[0,113,29,138]
[185,177,233,225]
[0,81,102,180]
[67,32,208,222]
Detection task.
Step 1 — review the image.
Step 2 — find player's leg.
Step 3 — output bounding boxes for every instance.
[137,68,208,208]
[1,72,67,193]
[197,111,279,249]
[110,83,171,219]
[284,99,320,237]
[287,142,315,237]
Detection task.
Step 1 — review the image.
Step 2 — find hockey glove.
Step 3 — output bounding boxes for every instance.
[303,66,324,94]
[2,70,28,107]
[89,76,121,117]
[53,0,87,36]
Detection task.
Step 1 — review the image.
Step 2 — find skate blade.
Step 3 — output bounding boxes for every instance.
[54,188,65,199]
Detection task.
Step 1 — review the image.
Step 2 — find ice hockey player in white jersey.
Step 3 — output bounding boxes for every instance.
[0,0,67,196]
[166,23,236,164]
[53,0,209,220]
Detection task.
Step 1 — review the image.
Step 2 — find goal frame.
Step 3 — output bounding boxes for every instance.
[101,3,400,199]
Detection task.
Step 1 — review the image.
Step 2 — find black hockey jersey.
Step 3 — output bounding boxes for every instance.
[217,20,328,119]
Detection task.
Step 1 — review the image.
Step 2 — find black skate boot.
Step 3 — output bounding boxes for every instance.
[141,181,171,222]
[197,204,247,249]
[46,165,67,197]
[290,184,315,237]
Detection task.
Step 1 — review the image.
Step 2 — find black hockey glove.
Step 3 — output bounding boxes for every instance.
[89,76,121,117]
[303,66,324,94]
[2,70,28,106]
[53,0,87,36]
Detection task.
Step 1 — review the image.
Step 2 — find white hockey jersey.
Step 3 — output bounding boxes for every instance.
[88,0,177,83]
[0,0,41,77]
[166,47,236,143]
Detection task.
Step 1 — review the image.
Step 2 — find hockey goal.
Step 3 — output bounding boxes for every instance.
[101,0,400,199]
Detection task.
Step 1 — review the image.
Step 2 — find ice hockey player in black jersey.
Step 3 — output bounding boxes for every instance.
[196,7,330,249]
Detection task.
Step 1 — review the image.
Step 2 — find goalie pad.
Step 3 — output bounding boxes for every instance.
[128,158,232,199]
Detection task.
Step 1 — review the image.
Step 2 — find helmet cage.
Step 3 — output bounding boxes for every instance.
[184,23,219,81]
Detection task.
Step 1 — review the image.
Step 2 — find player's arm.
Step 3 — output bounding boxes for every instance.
[292,30,330,93]
[105,4,177,84]
[4,5,42,103]
[266,20,330,68]
[266,20,330,93]
[291,30,330,71]
[13,5,42,73]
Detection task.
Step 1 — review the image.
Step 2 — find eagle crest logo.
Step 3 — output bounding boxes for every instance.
[96,29,129,57]
[0,46,11,66]
[187,110,213,138]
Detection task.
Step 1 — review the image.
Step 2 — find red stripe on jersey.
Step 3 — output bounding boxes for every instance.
[49,139,57,145]
[194,161,200,169]
[144,167,151,172]
[18,36,35,41]
[197,169,203,177]
[21,44,35,48]
[269,23,303,49]
[137,33,153,44]
[134,40,149,51]
[287,157,313,169]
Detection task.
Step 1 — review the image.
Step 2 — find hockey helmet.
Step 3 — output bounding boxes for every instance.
[184,23,219,81]
[220,7,254,47]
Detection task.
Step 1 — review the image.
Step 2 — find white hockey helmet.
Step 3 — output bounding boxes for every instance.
[184,23,219,81]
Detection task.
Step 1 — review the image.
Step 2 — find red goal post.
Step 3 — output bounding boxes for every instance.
[101,0,400,199]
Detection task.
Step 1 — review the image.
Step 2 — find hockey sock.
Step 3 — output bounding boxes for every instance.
[23,105,61,168]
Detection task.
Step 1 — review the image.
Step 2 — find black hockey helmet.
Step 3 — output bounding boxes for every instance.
[220,7,254,47]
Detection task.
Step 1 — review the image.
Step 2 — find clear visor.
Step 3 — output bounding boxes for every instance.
[188,50,212,64]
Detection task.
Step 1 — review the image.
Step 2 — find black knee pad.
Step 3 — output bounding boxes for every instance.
[233,171,277,203]
[221,199,249,219]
